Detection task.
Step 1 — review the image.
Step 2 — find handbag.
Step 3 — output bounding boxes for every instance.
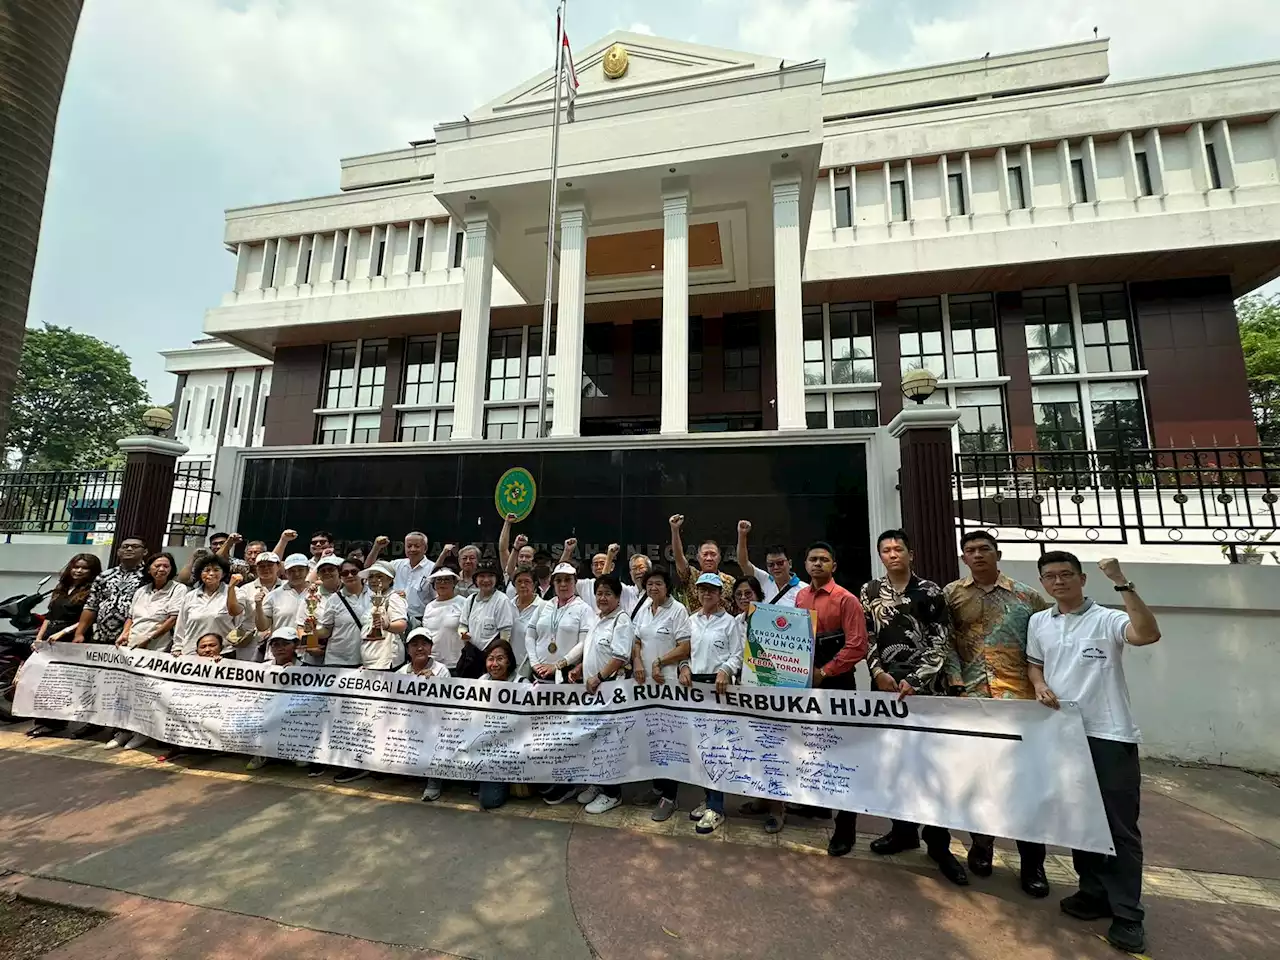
[454,596,487,679]
[814,629,857,690]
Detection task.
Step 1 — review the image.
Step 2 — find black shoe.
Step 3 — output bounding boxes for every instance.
[333,769,370,784]
[930,849,970,886]
[966,845,994,877]
[1021,865,1050,899]
[870,831,920,856]
[1105,919,1145,954]
[543,785,577,805]
[306,765,327,778]
[1060,892,1113,921]
[827,833,855,857]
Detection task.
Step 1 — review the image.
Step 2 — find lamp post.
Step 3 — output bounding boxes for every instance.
[887,371,961,585]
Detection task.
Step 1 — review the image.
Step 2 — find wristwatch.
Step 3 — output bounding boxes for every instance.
[1113,582,1135,592]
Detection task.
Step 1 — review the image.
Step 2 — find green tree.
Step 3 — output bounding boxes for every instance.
[4,324,148,469]
[1237,293,1280,446]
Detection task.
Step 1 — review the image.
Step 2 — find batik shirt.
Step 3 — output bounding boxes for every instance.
[84,565,148,643]
[943,573,1050,699]
[676,566,735,613]
[859,574,950,693]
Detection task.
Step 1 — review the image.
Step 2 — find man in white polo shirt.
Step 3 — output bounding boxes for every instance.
[735,520,801,608]
[390,531,436,625]
[1026,551,1161,957]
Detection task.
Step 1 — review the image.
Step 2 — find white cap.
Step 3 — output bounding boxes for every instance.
[429,567,459,580]
[552,562,578,578]
[695,572,724,588]
[255,552,281,565]
[405,626,435,644]
[360,560,395,580]
[316,555,343,569]
[268,627,297,643]
[283,553,310,570]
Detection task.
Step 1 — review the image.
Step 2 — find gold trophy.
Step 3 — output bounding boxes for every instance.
[367,586,387,641]
[303,584,322,654]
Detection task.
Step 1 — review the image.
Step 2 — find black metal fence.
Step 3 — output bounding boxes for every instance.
[0,463,214,544]
[955,446,1280,551]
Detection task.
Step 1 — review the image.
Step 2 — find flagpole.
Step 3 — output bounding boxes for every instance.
[535,0,566,438]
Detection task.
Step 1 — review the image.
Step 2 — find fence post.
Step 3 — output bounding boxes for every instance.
[112,435,189,562]
[889,405,963,586]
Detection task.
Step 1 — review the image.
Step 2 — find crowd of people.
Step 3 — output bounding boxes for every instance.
[25,514,1162,955]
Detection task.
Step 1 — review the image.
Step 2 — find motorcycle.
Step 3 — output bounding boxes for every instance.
[0,575,54,723]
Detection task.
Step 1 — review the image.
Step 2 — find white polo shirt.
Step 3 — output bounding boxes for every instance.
[1027,600,1139,743]
[459,591,516,652]
[318,587,408,669]
[688,609,745,677]
[511,595,548,667]
[420,595,467,668]
[751,569,801,609]
[632,597,692,678]
[396,658,450,678]
[580,608,635,679]
[530,595,595,668]
[392,556,435,619]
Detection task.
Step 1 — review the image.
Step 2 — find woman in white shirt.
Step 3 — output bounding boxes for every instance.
[172,554,242,656]
[357,560,409,671]
[679,573,746,836]
[566,575,634,815]
[629,565,692,821]
[399,627,451,804]
[316,559,407,670]
[420,567,467,670]
[116,552,185,652]
[457,559,515,678]
[509,564,547,677]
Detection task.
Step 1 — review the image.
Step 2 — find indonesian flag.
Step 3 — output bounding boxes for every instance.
[558,12,578,121]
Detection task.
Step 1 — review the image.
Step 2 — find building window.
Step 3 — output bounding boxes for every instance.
[889,179,908,222]
[1135,151,1154,196]
[834,184,852,228]
[302,245,313,284]
[1007,166,1027,209]
[898,298,945,376]
[956,387,1008,454]
[691,414,762,433]
[398,410,433,442]
[1033,383,1086,452]
[486,328,523,401]
[336,234,347,281]
[374,239,386,277]
[832,392,876,428]
[949,294,1000,379]
[1070,157,1089,203]
[688,318,703,394]
[582,324,614,398]
[352,413,380,444]
[438,334,459,403]
[264,243,277,288]
[1078,284,1135,373]
[402,335,437,405]
[830,302,875,384]
[802,307,825,385]
[354,340,387,407]
[321,342,358,408]
[317,414,348,445]
[1024,289,1077,375]
[231,396,242,428]
[1205,142,1223,189]
[947,171,966,216]
[452,231,465,268]
[523,405,550,439]
[1091,381,1147,451]
[435,410,453,442]
[205,398,216,430]
[413,235,425,272]
[483,406,520,440]
[181,400,190,431]
[631,319,662,396]
[723,316,761,392]
[525,322,556,401]
[805,393,826,429]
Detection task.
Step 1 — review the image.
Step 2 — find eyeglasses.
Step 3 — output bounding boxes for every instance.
[340,570,360,578]
[1040,571,1078,582]
[311,540,330,547]
[765,558,788,568]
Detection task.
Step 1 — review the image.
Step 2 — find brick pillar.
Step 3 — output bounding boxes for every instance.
[112,436,189,562]
[889,406,962,586]
[996,291,1037,449]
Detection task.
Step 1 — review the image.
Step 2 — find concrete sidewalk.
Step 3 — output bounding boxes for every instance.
[1,730,1278,959]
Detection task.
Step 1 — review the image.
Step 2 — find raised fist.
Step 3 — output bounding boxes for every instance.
[374,535,390,548]
[443,543,457,555]
[1098,557,1125,584]
[565,537,578,551]
[607,543,620,555]
[669,514,685,529]
[514,534,529,549]
[506,512,517,523]
[230,574,244,587]
[738,520,751,535]
[229,533,244,544]
[282,529,298,542]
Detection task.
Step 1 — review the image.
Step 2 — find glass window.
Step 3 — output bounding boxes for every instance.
[413,235,425,272]
[317,414,348,446]
[1024,289,1077,375]
[486,328,523,401]
[352,413,380,444]
[1091,381,1146,451]
[947,171,966,215]
[1032,383,1086,451]
[434,410,453,442]
[523,405,551,439]
[438,334,459,404]
[452,231,465,268]
[355,340,387,407]
[688,317,703,394]
[898,298,945,376]
[321,342,357,408]
[1205,142,1222,189]
[830,302,875,384]
[890,179,908,221]
[956,387,1007,453]
[1078,284,1135,373]
[949,294,1000,379]
[834,184,852,228]
[398,410,434,442]
[631,319,662,396]
[805,393,827,429]
[582,324,614,398]
[525,323,556,401]
[1071,157,1089,203]
[802,307,825,385]
[1007,166,1026,209]
[833,392,876,428]
[402,335,437,405]
[1135,151,1154,196]
[374,239,386,277]
[484,406,520,441]
[723,316,761,393]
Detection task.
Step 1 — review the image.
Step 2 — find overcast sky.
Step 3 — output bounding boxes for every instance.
[27,0,1280,401]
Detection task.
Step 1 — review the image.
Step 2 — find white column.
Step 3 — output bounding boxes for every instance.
[660,178,690,435]
[1082,136,1100,203]
[1120,131,1140,200]
[450,204,499,442]
[1143,129,1167,196]
[996,146,1011,212]
[938,154,950,216]
[1211,119,1238,189]
[551,192,589,437]
[404,220,421,275]
[1020,143,1035,206]
[1057,140,1074,205]
[422,218,435,272]
[771,164,806,432]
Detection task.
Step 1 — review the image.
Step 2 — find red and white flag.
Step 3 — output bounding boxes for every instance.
[557,10,578,121]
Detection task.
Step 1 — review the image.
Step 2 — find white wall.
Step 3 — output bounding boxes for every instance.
[1004,560,1280,773]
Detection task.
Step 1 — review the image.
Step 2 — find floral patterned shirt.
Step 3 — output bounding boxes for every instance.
[943,573,1050,700]
[84,564,148,644]
[859,574,950,693]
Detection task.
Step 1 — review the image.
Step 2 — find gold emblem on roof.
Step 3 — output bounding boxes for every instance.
[603,43,629,80]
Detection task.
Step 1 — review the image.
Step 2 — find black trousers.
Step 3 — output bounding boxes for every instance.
[969,833,1047,871]
[1073,737,1144,922]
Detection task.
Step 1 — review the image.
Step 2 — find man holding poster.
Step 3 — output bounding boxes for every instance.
[741,602,815,687]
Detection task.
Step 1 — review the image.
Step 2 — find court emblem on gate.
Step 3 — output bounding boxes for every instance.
[495,467,538,523]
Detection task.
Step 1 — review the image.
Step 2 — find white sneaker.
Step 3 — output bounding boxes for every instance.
[695,810,725,835]
[123,733,149,750]
[421,778,443,802]
[585,793,622,815]
[103,733,127,750]
[689,801,707,821]
[576,785,601,805]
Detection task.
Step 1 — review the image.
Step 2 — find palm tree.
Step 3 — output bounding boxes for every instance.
[0,0,84,441]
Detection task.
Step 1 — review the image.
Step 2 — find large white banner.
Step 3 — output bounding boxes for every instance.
[15,646,1114,853]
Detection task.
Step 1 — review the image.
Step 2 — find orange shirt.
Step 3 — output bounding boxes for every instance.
[795,580,868,678]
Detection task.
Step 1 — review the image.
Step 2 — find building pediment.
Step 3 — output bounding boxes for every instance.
[471,31,789,119]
